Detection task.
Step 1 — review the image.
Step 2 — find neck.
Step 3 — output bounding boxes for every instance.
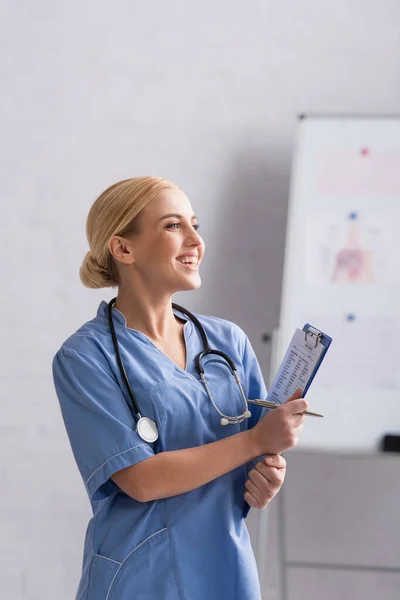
[113,284,182,341]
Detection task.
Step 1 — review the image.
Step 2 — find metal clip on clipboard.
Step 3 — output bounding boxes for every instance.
[305,325,323,349]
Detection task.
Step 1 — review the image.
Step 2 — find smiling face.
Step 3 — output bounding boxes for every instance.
[111,187,205,295]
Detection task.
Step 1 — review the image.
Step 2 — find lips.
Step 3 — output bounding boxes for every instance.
[176,253,199,266]
[177,256,198,266]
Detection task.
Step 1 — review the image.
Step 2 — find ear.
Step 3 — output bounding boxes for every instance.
[108,235,136,265]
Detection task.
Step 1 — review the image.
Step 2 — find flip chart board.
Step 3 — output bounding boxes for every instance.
[275,115,400,450]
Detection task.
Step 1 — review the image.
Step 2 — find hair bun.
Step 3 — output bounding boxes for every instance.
[79,251,114,289]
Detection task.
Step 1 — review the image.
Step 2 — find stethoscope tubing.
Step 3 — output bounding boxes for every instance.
[107,299,142,418]
[107,298,250,434]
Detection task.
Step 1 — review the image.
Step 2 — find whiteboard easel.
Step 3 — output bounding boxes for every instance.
[275,115,400,452]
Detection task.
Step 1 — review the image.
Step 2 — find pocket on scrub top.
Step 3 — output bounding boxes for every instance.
[89,528,180,600]
[87,554,120,600]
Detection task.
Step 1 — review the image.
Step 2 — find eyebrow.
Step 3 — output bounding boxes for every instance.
[159,213,198,221]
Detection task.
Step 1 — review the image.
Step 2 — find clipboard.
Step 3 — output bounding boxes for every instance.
[300,323,332,396]
[248,323,332,417]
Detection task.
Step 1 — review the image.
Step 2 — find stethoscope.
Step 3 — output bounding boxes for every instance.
[107,298,251,443]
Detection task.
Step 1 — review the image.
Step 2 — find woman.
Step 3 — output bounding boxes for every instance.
[52,176,307,600]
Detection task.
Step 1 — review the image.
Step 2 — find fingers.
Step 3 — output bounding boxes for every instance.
[248,464,285,492]
[284,391,309,415]
[255,392,309,455]
[250,467,280,489]
[284,398,309,415]
[245,463,285,509]
[244,490,260,509]
[286,388,303,402]
[245,478,272,508]
[264,454,286,470]
[254,462,285,486]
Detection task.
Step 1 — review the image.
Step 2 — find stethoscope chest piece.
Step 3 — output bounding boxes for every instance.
[136,416,159,443]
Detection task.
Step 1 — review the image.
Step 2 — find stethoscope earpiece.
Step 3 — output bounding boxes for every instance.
[220,410,251,427]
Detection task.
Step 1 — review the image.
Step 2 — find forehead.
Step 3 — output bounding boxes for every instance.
[144,187,195,219]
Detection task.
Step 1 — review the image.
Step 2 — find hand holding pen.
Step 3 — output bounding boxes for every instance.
[249,389,317,456]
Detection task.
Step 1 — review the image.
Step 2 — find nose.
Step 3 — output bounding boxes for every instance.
[186,225,203,247]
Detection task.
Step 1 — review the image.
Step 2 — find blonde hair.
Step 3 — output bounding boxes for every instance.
[80,176,178,288]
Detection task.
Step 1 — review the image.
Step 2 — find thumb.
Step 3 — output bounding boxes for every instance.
[285,388,303,403]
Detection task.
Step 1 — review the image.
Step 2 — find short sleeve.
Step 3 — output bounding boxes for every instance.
[52,346,155,501]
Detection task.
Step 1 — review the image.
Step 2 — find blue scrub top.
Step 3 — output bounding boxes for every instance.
[53,301,267,600]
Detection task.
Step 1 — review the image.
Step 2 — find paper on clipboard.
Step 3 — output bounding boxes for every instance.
[268,328,325,405]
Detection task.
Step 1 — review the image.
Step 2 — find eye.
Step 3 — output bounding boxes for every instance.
[165,222,200,231]
[166,222,181,229]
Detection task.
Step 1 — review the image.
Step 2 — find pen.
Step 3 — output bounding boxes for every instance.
[247,399,323,418]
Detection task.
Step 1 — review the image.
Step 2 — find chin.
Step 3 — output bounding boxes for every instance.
[179,275,202,291]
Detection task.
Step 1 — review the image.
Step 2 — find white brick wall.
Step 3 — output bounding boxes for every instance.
[1,2,400,598]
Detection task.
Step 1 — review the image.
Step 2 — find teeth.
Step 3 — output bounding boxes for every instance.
[178,257,198,265]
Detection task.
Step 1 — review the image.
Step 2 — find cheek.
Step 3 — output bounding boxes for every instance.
[148,239,180,270]
[149,236,177,257]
